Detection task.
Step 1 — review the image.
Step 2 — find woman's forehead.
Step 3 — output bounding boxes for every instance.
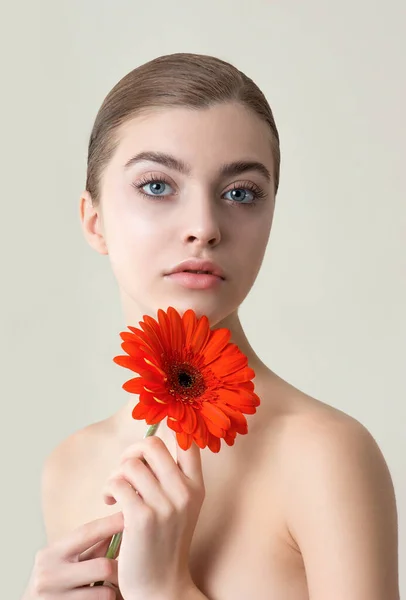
[112,103,275,171]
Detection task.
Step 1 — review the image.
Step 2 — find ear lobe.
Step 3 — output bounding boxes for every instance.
[79,190,108,255]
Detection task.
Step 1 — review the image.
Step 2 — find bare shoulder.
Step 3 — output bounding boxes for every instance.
[41,419,113,543]
[273,379,395,490]
[265,374,399,598]
[262,372,391,465]
[267,375,397,508]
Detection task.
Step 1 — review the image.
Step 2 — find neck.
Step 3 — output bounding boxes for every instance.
[213,309,268,374]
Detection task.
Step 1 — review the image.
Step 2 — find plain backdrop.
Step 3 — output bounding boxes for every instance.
[0,0,404,597]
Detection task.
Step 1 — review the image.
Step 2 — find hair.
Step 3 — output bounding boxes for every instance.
[86,52,281,206]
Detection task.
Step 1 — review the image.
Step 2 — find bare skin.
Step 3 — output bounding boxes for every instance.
[25,102,399,599]
[40,366,399,600]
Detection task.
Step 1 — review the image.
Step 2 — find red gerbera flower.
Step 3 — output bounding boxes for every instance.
[113,307,260,452]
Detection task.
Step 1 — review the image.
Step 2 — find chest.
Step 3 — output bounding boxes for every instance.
[187,458,308,600]
[80,440,308,600]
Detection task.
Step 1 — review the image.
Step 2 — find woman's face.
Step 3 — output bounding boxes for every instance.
[81,102,276,327]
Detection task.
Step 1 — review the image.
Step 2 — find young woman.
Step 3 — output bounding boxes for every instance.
[23,52,399,600]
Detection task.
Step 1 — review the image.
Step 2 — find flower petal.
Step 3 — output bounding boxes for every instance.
[157,308,172,349]
[193,434,208,449]
[216,402,248,434]
[237,405,258,415]
[182,309,197,347]
[118,361,161,384]
[209,346,248,377]
[128,328,161,356]
[119,331,137,342]
[180,404,198,434]
[139,316,165,355]
[238,381,255,392]
[194,410,209,448]
[218,387,258,407]
[167,400,185,421]
[123,381,155,398]
[202,328,231,364]
[120,341,146,359]
[121,326,143,341]
[207,433,221,453]
[139,391,165,406]
[200,402,231,430]
[132,402,151,419]
[143,358,168,378]
[252,393,261,406]
[145,404,169,424]
[222,367,256,385]
[203,417,226,438]
[120,377,144,394]
[141,379,168,394]
[166,417,183,433]
[224,430,237,446]
[113,355,142,373]
[191,315,211,353]
[167,307,185,353]
[176,431,193,451]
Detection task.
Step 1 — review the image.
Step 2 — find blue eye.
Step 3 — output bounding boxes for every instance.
[133,176,266,206]
[140,180,173,196]
[224,188,256,204]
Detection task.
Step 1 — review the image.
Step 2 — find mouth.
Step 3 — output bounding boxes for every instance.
[166,259,226,280]
[182,269,216,275]
[164,261,225,290]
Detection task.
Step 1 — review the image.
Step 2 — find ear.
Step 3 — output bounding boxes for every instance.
[79,190,108,255]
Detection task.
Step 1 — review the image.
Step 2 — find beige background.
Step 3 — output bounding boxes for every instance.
[1,1,404,597]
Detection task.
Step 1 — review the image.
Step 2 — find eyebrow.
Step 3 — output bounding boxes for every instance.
[124,151,272,184]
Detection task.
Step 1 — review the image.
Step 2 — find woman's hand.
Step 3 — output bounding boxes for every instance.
[102,435,205,600]
[22,512,124,599]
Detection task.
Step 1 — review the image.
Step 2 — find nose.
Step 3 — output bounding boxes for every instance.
[181,194,222,249]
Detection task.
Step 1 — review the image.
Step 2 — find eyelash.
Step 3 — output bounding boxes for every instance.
[132,174,267,207]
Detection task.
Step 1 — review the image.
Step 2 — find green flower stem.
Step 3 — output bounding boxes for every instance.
[93,421,161,587]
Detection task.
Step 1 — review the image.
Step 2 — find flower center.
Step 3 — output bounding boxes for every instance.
[178,371,194,388]
[165,356,206,403]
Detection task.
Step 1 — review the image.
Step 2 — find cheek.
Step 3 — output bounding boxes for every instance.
[103,211,172,287]
[104,206,164,253]
[233,219,271,286]
[237,216,271,260]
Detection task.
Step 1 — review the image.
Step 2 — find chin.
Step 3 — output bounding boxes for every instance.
[151,294,239,327]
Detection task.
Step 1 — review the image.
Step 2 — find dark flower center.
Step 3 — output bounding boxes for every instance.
[178,371,193,388]
[164,354,207,403]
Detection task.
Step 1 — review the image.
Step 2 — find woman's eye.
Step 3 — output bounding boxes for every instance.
[224,188,256,204]
[140,180,173,196]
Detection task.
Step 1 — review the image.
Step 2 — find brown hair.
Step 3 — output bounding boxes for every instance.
[86,52,281,205]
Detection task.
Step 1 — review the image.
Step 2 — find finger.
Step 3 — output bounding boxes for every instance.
[103,477,145,520]
[119,436,175,472]
[103,473,142,505]
[58,557,119,589]
[53,512,124,559]
[117,436,195,509]
[103,457,157,503]
[119,436,183,491]
[176,438,204,484]
[79,537,113,562]
[113,459,174,514]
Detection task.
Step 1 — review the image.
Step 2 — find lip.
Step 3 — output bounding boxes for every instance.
[165,258,226,280]
[165,271,223,290]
